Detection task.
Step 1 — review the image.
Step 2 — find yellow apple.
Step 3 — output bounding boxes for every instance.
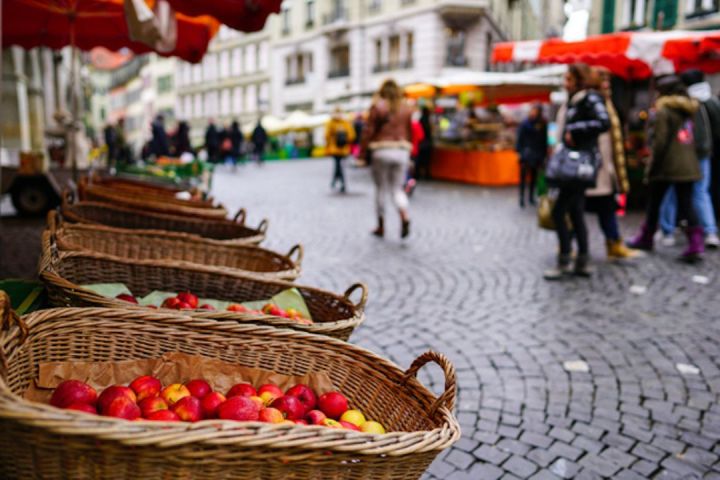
[360,421,386,434]
[340,409,366,427]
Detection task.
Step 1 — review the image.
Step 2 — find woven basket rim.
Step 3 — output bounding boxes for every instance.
[0,304,461,456]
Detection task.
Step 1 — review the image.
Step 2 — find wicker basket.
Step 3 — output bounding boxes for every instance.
[40,249,367,341]
[46,211,302,281]
[0,293,460,479]
[61,191,267,245]
[79,177,229,219]
[89,173,212,202]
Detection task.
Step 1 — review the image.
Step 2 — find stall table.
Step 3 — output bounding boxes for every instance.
[431,147,519,186]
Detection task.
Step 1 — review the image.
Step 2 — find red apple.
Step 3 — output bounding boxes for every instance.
[227,383,257,398]
[258,384,283,398]
[138,396,168,417]
[129,375,162,401]
[285,384,317,413]
[200,392,226,419]
[218,396,260,421]
[146,410,181,421]
[178,302,192,309]
[105,396,141,420]
[249,396,265,409]
[116,293,138,304]
[322,418,343,429]
[160,384,191,406]
[161,297,181,309]
[271,396,305,421]
[259,407,285,423]
[65,402,97,414]
[198,304,215,310]
[97,385,136,414]
[176,291,199,309]
[185,379,211,399]
[227,304,247,313]
[171,396,203,422]
[50,380,97,408]
[318,392,348,420]
[306,410,327,425]
[340,420,361,431]
[294,419,309,425]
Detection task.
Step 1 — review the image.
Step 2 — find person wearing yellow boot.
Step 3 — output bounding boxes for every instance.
[583,68,639,260]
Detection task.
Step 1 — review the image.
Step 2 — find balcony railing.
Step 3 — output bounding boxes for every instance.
[285,77,306,86]
[328,67,350,78]
[372,60,414,73]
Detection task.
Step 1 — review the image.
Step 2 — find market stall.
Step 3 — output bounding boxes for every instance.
[406,72,560,186]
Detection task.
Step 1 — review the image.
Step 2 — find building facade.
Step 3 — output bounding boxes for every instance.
[268,0,541,115]
[175,26,272,145]
[589,0,720,35]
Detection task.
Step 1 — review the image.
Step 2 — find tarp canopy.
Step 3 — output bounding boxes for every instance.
[492,31,720,80]
[405,71,560,104]
[165,0,282,33]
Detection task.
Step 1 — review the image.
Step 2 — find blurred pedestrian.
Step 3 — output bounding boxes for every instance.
[325,106,355,193]
[150,114,170,158]
[229,120,245,168]
[360,79,413,239]
[416,105,434,179]
[352,113,364,159]
[220,123,233,164]
[658,69,720,249]
[627,75,703,262]
[205,120,220,164]
[584,68,638,260]
[251,120,268,165]
[516,103,547,207]
[114,118,131,165]
[404,110,425,195]
[544,63,610,280]
[103,123,116,167]
[172,120,193,157]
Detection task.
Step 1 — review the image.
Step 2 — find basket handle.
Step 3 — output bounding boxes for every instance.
[402,351,457,417]
[0,291,29,371]
[46,210,59,235]
[343,283,368,310]
[233,208,247,224]
[62,188,75,206]
[257,218,269,235]
[286,244,304,267]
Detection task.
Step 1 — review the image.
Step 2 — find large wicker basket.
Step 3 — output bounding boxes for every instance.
[46,211,302,281]
[88,173,214,204]
[78,177,229,219]
[0,294,460,479]
[61,191,267,245]
[40,249,367,341]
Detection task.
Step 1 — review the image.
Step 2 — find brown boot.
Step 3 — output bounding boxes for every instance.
[606,239,640,260]
[372,216,384,238]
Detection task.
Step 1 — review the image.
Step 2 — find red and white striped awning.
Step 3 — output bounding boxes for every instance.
[492,31,720,80]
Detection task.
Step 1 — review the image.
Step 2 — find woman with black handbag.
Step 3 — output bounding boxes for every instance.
[544,63,610,280]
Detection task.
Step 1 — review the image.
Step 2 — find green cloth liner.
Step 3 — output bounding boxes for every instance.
[82,283,312,320]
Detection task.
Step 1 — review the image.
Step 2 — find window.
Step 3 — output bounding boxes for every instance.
[622,0,648,27]
[685,0,719,17]
[445,28,467,66]
[305,0,315,28]
[184,96,192,119]
[157,74,173,94]
[407,32,414,67]
[389,35,400,68]
[375,39,382,68]
[194,93,203,118]
[329,45,350,78]
[233,86,244,113]
[246,84,257,112]
[282,2,291,34]
[245,45,256,73]
[219,50,230,78]
[232,48,242,75]
[369,0,381,13]
[220,89,231,116]
[485,33,493,71]
[258,42,269,71]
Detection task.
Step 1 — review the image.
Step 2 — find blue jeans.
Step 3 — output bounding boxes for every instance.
[660,157,717,235]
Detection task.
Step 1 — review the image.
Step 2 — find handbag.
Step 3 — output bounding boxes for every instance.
[537,190,573,231]
[545,144,600,187]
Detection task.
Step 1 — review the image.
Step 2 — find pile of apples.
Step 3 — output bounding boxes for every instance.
[49,377,385,433]
[115,292,312,324]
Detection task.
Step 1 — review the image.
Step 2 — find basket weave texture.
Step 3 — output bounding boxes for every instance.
[40,249,367,341]
[61,191,267,245]
[0,293,460,479]
[46,212,302,281]
[79,177,229,219]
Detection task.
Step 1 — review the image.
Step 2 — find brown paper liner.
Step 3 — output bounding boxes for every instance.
[25,352,334,404]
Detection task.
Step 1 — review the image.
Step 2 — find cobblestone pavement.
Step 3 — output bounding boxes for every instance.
[2,159,720,479]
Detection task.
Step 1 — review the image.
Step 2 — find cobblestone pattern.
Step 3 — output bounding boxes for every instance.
[3,160,720,479]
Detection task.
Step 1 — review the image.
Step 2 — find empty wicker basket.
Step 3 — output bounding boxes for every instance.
[0,293,460,479]
[40,249,366,341]
[61,191,267,245]
[46,211,302,281]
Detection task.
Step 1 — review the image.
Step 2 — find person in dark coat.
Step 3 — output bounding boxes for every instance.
[544,63,610,280]
[205,120,220,164]
[628,75,703,262]
[251,120,268,165]
[172,121,193,156]
[150,114,170,157]
[516,104,547,207]
[103,124,116,167]
[416,106,434,180]
[229,120,244,167]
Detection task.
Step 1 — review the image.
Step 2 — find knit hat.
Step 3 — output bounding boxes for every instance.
[656,75,686,96]
[680,69,705,87]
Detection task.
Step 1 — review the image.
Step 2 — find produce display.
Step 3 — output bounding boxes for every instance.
[49,377,386,433]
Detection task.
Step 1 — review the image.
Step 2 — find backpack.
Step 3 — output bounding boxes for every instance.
[335,128,348,148]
